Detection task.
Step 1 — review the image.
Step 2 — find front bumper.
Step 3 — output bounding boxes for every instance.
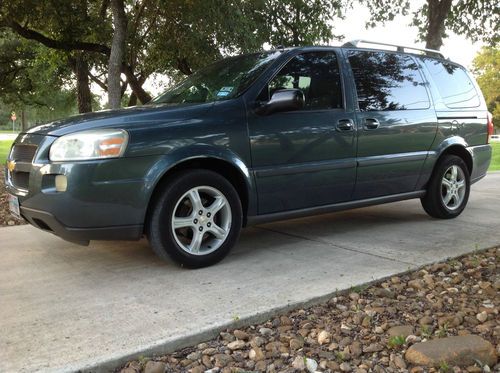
[6,133,162,244]
[20,206,142,245]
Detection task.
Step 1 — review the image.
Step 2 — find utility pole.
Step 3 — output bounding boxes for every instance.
[11,112,17,132]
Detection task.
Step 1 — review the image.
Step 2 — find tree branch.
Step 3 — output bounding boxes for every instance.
[3,20,111,55]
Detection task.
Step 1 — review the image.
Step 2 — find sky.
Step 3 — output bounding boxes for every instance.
[105,2,484,100]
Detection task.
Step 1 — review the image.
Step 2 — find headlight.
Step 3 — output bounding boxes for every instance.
[49,129,129,161]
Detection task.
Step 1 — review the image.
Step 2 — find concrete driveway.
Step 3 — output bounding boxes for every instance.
[1,173,499,373]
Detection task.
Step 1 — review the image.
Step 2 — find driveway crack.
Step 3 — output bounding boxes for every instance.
[255,226,415,266]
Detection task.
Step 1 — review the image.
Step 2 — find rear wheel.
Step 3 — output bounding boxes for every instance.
[147,169,242,268]
[421,155,470,219]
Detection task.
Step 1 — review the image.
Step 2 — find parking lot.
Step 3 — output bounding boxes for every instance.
[1,173,499,372]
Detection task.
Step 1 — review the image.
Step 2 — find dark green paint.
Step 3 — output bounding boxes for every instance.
[4,46,492,244]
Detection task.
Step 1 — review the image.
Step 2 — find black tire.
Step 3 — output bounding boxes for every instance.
[421,155,470,219]
[147,169,242,268]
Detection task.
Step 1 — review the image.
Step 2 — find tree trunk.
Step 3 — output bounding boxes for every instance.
[21,110,27,131]
[128,93,138,106]
[75,54,93,113]
[424,0,453,50]
[122,65,151,103]
[108,0,127,109]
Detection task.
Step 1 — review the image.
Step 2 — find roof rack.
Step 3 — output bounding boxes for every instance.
[342,39,445,59]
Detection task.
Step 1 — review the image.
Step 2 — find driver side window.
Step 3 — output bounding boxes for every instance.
[259,51,343,110]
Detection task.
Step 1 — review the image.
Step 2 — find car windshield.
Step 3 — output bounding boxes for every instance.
[151,51,282,104]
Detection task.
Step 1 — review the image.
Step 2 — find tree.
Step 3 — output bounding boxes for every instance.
[364,0,499,50]
[1,0,349,113]
[108,0,127,109]
[262,0,347,47]
[473,47,500,128]
[0,0,151,108]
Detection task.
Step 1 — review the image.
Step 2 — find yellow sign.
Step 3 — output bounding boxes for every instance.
[7,160,16,172]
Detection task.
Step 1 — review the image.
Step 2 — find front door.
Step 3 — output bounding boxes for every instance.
[346,49,438,199]
[248,51,357,214]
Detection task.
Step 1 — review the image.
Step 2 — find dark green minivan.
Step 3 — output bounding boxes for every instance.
[5,40,493,267]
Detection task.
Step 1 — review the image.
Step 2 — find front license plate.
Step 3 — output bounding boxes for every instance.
[8,194,21,219]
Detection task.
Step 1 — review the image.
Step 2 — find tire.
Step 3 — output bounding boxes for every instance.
[421,155,470,219]
[147,169,242,268]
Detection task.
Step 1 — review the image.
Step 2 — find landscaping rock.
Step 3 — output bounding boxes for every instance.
[317,330,331,345]
[118,248,499,373]
[405,335,497,367]
[233,330,249,340]
[292,356,305,370]
[305,358,318,373]
[214,354,233,367]
[388,325,414,338]
[476,311,488,323]
[144,361,166,373]
[227,340,246,350]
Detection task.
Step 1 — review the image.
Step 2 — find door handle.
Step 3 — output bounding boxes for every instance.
[364,118,380,130]
[336,119,354,132]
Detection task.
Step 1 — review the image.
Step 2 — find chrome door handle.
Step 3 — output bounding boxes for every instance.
[336,119,354,132]
[364,118,380,130]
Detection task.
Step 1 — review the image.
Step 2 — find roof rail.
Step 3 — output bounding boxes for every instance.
[342,39,445,59]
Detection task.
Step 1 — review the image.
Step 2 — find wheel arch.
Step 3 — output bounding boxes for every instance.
[143,147,254,229]
[436,138,473,175]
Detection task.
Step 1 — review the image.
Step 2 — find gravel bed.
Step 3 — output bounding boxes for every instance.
[119,248,499,373]
[0,168,26,227]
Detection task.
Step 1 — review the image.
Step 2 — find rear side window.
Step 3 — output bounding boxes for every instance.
[347,50,430,111]
[260,51,343,110]
[422,58,480,108]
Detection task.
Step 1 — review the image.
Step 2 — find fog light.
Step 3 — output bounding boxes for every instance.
[55,175,67,192]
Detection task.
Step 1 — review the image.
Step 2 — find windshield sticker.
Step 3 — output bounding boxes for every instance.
[217,86,234,97]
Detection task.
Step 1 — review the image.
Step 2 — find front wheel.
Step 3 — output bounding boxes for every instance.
[147,169,242,268]
[421,155,470,219]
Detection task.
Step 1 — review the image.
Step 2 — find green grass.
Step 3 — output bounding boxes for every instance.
[489,143,500,171]
[0,140,14,164]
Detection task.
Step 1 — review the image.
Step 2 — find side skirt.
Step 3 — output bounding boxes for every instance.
[246,190,427,226]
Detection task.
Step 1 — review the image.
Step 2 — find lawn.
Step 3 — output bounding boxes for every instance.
[490,143,500,171]
[0,140,14,164]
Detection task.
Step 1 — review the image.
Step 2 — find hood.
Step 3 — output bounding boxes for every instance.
[26,102,214,137]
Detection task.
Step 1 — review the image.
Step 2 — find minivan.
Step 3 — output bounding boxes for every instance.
[5,40,493,267]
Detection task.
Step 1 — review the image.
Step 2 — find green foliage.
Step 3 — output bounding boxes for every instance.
[1,0,349,114]
[334,351,345,363]
[412,1,499,46]
[363,0,499,48]
[387,335,406,349]
[473,47,500,129]
[261,0,348,47]
[436,323,449,338]
[350,284,368,294]
[420,325,432,339]
[439,360,451,373]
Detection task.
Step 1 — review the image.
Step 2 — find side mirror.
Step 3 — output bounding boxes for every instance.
[255,89,305,115]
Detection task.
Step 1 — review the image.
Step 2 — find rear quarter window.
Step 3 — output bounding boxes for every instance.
[422,58,480,109]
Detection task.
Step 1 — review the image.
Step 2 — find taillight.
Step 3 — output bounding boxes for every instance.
[487,112,494,143]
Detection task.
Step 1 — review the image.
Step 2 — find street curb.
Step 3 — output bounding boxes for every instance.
[72,246,497,373]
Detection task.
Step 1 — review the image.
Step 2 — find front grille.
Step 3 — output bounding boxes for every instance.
[11,144,38,162]
[12,172,30,190]
[9,144,38,190]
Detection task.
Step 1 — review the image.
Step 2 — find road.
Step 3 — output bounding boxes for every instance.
[1,173,499,372]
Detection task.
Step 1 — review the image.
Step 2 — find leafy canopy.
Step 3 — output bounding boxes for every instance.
[473,47,500,128]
